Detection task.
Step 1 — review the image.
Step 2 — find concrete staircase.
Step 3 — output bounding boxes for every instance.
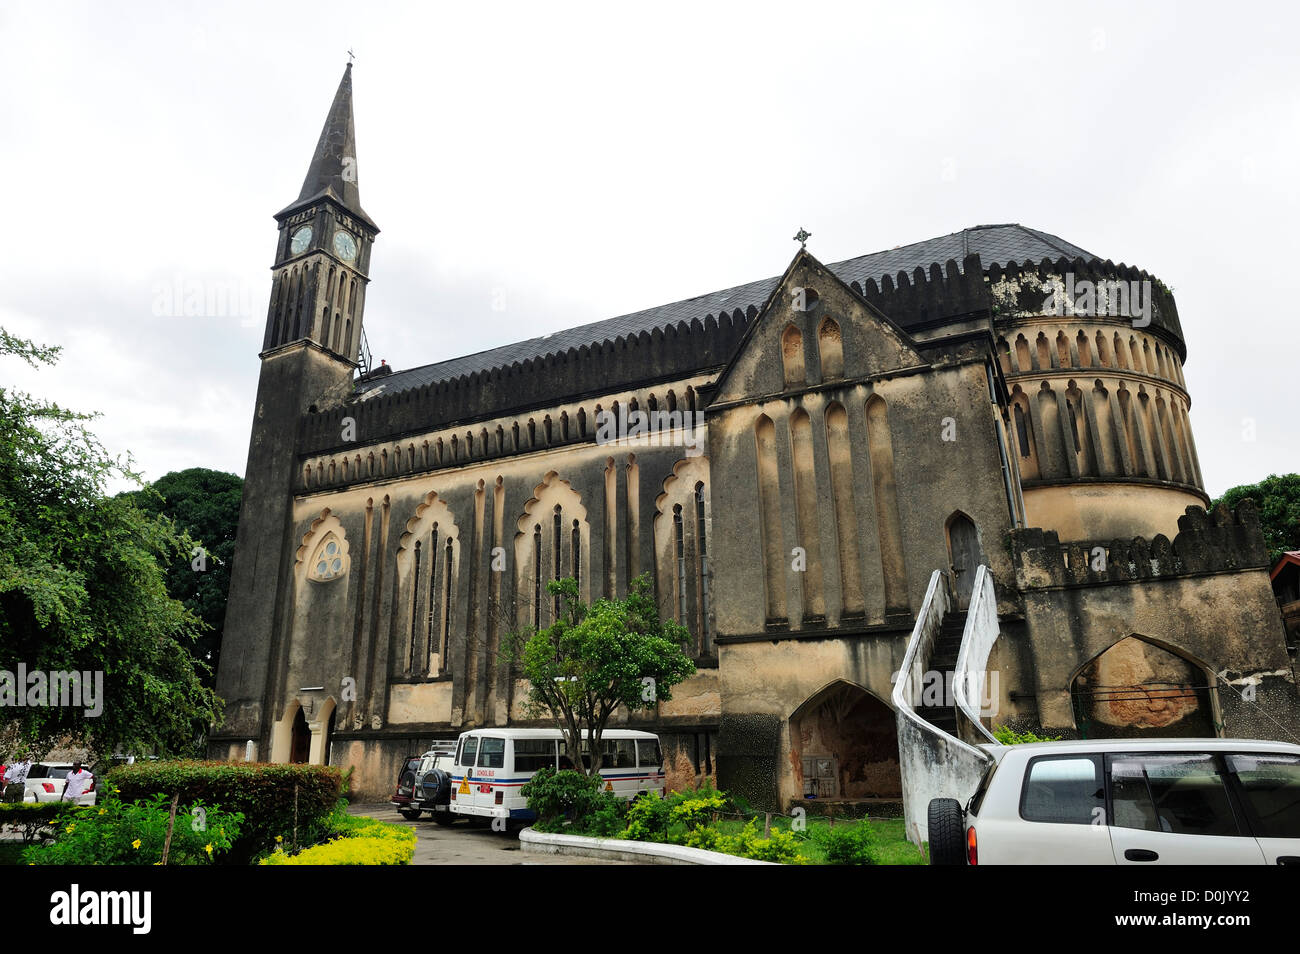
[913,609,966,736]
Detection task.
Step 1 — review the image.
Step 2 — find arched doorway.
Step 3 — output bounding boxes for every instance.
[1070,635,1218,739]
[324,708,336,766]
[790,681,900,801]
[946,512,983,609]
[289,706,311,764]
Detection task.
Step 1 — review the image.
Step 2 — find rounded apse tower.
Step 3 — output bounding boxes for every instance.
[989,256,1206,543]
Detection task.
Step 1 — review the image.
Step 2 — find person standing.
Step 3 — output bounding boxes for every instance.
[62,762,92,803]
[4,754,31,802]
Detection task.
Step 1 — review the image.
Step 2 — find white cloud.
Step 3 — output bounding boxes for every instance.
[0,0,1294,497]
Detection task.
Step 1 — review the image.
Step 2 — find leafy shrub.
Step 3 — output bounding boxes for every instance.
[992,725,1062,745]
[720,819,804,864]
[260,814,415,866]
[819,820,880,865]
[108,761,340,864]
[668,790,726,831]
[521,767,620,832]
[24,794,241,865]
[679,824,722,852]
[624,792,671,842]
[0,802,80,843]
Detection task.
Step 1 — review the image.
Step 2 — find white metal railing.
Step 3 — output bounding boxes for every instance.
[953,564,1001,745]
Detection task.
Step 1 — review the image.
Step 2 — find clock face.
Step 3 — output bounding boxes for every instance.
[333,230,358,262]
[290,226,312,255]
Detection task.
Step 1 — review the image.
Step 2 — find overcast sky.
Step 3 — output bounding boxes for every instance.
[1,0,1295,499]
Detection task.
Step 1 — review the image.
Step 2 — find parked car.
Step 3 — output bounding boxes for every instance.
[23,763,97,806]
[413,748,458,826]
[928,738,1300,865]
[391,742,458,822]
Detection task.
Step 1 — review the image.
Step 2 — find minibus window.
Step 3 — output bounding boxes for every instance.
[479,737,506,769]
[459,737,478,768]
[637,740,662,769]
[600,739,636,768]
[515,739,557,772]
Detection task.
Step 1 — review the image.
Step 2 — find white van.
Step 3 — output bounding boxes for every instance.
[448,727,665,823]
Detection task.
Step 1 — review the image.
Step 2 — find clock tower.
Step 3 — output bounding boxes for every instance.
[216,63,379,752]
[263,61,379,361]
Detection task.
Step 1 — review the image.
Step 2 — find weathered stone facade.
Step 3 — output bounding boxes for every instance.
[210,66,1300,805]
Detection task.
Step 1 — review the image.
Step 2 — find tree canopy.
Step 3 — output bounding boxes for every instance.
[1212,473,1300,565]
[0,328,222,758]
[506,574,696,776]
[121,467,243,681]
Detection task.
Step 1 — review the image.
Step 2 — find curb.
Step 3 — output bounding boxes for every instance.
[518,827,775,865]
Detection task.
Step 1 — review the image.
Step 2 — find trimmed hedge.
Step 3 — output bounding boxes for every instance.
[107,761,341,864]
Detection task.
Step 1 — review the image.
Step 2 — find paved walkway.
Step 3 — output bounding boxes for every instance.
[348,803,629,865]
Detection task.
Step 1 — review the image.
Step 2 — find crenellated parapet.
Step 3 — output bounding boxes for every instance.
[988,255,1183,358]
[849,253,990,331]
[297,309,750,456]
[1012,501,1270,589]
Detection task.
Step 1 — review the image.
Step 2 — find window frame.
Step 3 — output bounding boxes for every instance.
[1017,752,1105,826]
[1103,751,1254,838]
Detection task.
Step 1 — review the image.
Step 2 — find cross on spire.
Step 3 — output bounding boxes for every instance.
[793,227,811,248]
[347,48,355,64]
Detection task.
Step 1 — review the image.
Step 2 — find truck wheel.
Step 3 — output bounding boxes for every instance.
[399,808,422,821]
[432,810,455,826]
[927,798,966,865]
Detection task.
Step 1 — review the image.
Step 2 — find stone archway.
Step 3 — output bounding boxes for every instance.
[1070,635,1218,739]
[789,681,901,801]
[289,706,311,764]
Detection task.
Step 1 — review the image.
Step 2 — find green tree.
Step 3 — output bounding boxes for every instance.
[506,574,695,777]
[121,468,243,681]
[0,328,222,757]
[1212,474,1300,565]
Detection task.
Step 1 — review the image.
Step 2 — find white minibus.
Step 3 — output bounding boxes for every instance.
[448,727,665,822]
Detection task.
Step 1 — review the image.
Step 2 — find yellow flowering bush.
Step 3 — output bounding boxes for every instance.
[258,813,415,866]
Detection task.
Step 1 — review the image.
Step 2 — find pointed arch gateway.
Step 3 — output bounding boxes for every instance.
[1069,634,1220,739]
[789,680,901,802]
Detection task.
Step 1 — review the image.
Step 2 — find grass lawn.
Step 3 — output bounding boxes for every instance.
[713,814,928,865]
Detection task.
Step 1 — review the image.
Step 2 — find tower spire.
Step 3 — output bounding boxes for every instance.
[277,62,375,228]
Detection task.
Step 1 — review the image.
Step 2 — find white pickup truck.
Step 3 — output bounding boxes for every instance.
[929,738,1300,865]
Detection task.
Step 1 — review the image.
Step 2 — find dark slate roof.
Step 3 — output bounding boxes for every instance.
[356,224,1094,398]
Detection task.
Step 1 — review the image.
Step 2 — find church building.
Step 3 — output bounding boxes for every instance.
[211,65,1298,806]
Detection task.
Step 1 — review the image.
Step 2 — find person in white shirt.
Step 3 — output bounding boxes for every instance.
[62,762,92,802]
[4,755,31,802]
